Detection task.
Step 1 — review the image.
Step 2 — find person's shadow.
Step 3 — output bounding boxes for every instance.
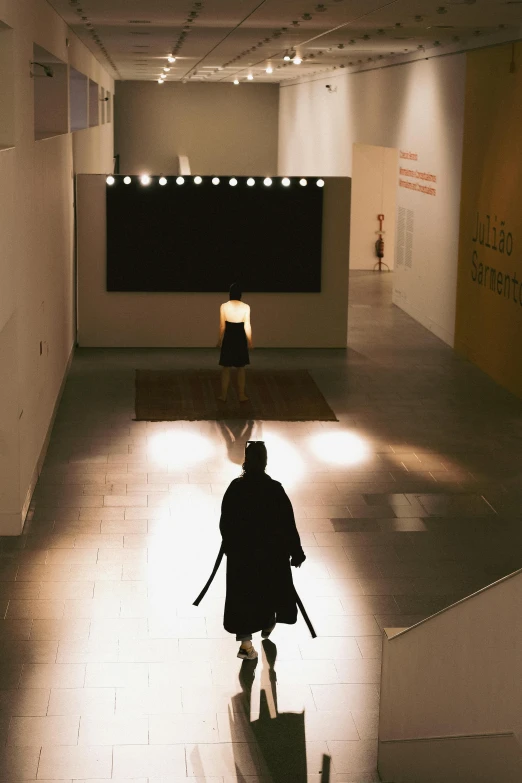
[216,419,255,465]
[228,639,331,782]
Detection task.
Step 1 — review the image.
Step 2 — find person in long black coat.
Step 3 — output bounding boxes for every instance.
[220,441,306,659]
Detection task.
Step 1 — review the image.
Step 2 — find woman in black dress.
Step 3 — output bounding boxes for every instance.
[219,441,306,659]
[217,283,252,402]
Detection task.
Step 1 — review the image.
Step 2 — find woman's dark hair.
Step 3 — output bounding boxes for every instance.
[241,441,267,477]
[229,282,242,301]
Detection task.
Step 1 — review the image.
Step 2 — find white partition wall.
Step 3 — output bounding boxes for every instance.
[77,175,351,348]
[278,55,466,346]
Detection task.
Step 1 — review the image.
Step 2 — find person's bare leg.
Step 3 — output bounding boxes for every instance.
[218,368,230,401]
[238,368,248,402]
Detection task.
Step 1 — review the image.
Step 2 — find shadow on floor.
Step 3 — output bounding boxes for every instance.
[229,639,331,782]
[216,419,255,465]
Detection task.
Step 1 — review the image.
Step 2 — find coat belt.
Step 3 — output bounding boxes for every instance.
[193,543,317,639]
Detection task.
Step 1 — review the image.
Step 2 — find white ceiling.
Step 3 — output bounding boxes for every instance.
[47,0,522,82]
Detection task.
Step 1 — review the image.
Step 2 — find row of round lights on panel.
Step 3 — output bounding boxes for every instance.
[106,176,325,187]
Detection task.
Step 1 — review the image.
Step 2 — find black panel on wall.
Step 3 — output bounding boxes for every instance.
[106,177,323,292]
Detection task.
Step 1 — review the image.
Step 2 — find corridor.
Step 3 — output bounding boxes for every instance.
[0,272,521,781]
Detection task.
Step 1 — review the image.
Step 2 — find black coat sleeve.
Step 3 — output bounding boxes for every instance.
[276,483,305,562]
[219,481,238,553]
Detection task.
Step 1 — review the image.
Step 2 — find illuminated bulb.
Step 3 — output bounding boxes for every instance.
[194,176,203,184]
[263,177,272,186]
[316,178,325,187]
[106,175,115,185]
[176,176,185,185]
[282,177,290,186]
[123,176,131,184]
[299,178,307,186]
[168,56,176,63]
[212,177,220,185]
[233,79,239,85]
[158,78,164,84]
[247,178,255,186]
[266,65,273,74]
[293,57,302,65]
[140,175,151,186]
[159,177,167,186]
[229,177,238,186]
[247,73,254,80]
[284,54,291,61]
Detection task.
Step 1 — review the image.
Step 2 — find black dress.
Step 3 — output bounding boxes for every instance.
[219,474,305,635]
[219,321,250,368]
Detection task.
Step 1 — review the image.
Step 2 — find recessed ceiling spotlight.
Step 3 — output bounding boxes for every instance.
[247,178,255,186]
[163,67,170,71]
[229,178,238,186]
[302,12,313,20]
[284,52,291,61]
[282,177,291,186]
[212,177,220,185]
[293,56,302,64]
[123,176,131,184]
[194,176,203,184]
[316,178,325,187]
[176,176,185,185]
[299,178,307,186]
[140,175,151,185]
[106,175,115,185]
[337,43,345,49]
[233,79,239,84]
[436,6,448,12]
[377,28,386,34]
[168,55,176,63]
[159,177,167,186]
[266,65,273,73]
[247,73,254,80]
[158,78,164,84]
[264,177,272,186]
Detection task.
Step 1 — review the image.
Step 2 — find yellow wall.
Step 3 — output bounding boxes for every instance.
[455,42,522,397]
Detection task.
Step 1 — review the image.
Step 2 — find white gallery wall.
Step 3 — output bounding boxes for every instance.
[77,175,351,349]
[278,55,467,345]
[0,0,114,534]
[349,144,398,271]
[115,81,279,175]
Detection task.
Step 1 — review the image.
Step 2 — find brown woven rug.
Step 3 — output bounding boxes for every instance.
[135,369,337,421]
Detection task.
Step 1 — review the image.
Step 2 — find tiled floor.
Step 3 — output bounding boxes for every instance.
[1,271,522,782]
